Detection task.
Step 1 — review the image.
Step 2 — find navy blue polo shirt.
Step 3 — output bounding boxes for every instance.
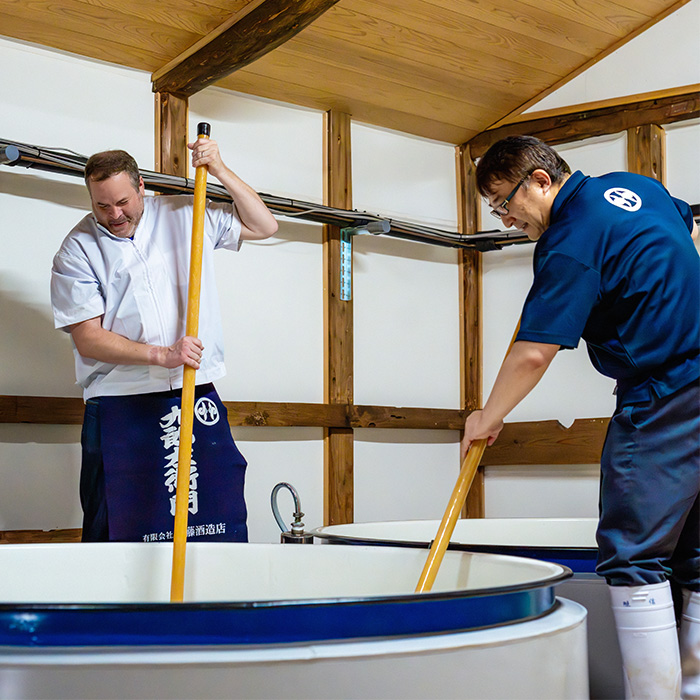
[516,170,699,404]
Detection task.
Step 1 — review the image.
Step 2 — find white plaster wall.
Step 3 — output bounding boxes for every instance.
[0,37,155,401]
[350,125,463,525]
[0,40,332,538]
[0,39,155,166]
[189,92,326,403]
[190,89,324,203]
[665,118,700,208]
[353,235,460,409]
[0,425,82,530]
[352,124,461,410]
[351,122,458,229]
[233,427,325,543]
[0,39,154,532]
[0,39,462,538]
[354,429,461,523]
[1,14,697,537]
[526,0,700,112]
[484,464,601,519]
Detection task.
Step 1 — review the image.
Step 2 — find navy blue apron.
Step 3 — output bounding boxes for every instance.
[96,384,248,543]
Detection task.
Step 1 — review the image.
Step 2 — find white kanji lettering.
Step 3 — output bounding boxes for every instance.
[161,401,199,519]
[188,489,199,515]
[160,406,180,429]
[160,425,179,450]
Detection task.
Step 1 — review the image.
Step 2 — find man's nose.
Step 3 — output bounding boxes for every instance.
[500,212,516,228]
[108,206,123,220]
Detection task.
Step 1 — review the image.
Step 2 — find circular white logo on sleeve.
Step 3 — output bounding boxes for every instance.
[604,187,642,212]
[194,397,220,425]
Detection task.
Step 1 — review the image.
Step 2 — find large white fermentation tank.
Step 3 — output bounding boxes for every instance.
[313,517,623,699]
[0,542,588,699]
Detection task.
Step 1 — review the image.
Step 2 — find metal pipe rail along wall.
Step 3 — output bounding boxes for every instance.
[0,138,531,251]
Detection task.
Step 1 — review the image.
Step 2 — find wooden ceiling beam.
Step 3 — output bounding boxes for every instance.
[467,86,700,158]
[151,0,340,97]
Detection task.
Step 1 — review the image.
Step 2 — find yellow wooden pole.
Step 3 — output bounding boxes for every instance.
[416,321,521,593]
[170,122,210,603]
[415,439,486,592]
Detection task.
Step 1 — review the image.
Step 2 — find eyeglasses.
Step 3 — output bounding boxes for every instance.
[489,174,530,219]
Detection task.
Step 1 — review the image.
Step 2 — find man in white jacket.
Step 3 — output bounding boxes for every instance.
[51,137,277,544]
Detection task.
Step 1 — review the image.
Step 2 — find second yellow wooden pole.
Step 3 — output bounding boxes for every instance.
[415,439,487,592]
[416,322,520,593]
[170,122,210,603]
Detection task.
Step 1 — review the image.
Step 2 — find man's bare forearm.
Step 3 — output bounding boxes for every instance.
[70,317,202,369]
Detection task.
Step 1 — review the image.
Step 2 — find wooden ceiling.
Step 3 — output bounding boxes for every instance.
[0,0,690,144]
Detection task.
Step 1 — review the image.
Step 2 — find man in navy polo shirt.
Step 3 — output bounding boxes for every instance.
[462,135,699,699]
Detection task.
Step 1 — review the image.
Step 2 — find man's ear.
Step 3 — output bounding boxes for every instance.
[529,168,553,191]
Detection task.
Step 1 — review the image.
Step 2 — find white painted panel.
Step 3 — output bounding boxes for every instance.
[189,91,326,402]
[190,90,323,203]
[0,39,154,398]
[484,464,600,519]
[351,123,458,229]
[0,176,86,397]
[0,37,154,167]
[354,429,461,523]
[353,235,460,409]
[0,425,82,530]
[526,0,700,113]
[234,427,324,543]
[665,118,700,207]
[213,220,324,403]
[554,133,627,176]
[0,40,327,537]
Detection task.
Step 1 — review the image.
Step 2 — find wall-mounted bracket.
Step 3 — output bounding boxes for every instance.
[339,221,391,301]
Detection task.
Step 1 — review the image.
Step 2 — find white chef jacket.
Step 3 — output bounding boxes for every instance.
[51,194,242,400]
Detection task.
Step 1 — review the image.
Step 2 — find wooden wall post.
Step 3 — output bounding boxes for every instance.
[456,144,484,518]
[323,110,354,525]
[155,92,189,177]
[627,123,666,183]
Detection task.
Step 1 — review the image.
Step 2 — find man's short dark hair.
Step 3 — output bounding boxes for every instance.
[84,150,141,191]
[475,135,571,196]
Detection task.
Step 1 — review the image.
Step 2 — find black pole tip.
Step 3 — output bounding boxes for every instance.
[197,122,211,137]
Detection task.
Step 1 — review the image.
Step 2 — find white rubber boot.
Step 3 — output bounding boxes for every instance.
[681,589,700,699]
[609,581,681,699]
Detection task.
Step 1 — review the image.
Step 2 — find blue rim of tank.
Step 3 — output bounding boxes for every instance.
[310,530,598,574]
[0,569,571,647]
